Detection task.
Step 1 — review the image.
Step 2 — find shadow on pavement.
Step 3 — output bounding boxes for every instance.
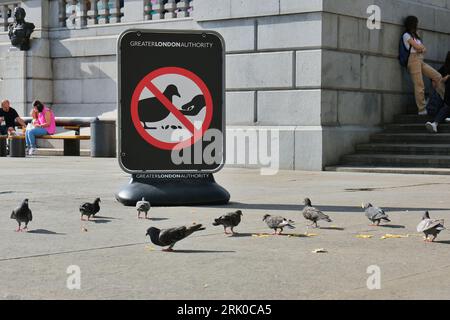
[203,202,448,213]
[27,229,66,235]
[91,219,112,224]
[434,240,450,245]
[319,227,345,231]
[170,250,236,254]
[378,224,406,229]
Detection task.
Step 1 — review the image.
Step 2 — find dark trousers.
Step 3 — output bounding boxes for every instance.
[0,125,7,135]
[437,80,450,123]
[426,87,450,123]
[434,104,450,123]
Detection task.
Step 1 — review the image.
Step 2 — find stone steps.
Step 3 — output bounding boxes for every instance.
[341,153,450,167]
[385,123,450,133]
[325,166,450,175]
[327,113,450,174]
[394,114,435,123]
[371,133,450,143]
[356,143,450,155]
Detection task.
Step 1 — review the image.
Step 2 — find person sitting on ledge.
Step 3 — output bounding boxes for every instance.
[425,51,450,133]
[0,99,26,136]
[25,100,56,156]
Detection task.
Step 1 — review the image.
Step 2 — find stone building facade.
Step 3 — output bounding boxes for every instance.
[0,0,449,170]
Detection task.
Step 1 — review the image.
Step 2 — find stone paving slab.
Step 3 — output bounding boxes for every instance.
[1,157,450,299]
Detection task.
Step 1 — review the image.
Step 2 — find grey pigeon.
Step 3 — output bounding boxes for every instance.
[302,198,332,228]
[146,224,205,252]
[10,199,32,232]
[136,197,151,219]
[212,210,243,234]
[363,203,390,226]
[417,211,445,242]
[79,198,101,221]
[263,214,295,235]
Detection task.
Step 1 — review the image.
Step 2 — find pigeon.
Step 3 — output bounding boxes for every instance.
[146,224,205,252]
[139,84,181,128]
[212,210,243,234]
[136,197,151,219]
[302,198,332,228]
[180,95,206,116]
[79,198,101,221]
[417,211,445,242]
[362,203,391,226]
[10,198,32,232]
[262,214,295,235]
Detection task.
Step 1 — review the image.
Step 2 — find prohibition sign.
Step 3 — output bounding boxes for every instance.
[131,67,213,151]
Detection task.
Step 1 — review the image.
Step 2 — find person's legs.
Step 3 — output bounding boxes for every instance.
[25,129,31,147]
[422,62,444,98]
[0,125,6,135]
[445,79,450,106]
[410,71,426,112]
[408,54,427,113]
[434,104,450,123]
[26,127,47,149]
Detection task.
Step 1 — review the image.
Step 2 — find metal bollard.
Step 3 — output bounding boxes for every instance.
[0,138,6,157]
[91,118,116,158]
[9,137,25,157]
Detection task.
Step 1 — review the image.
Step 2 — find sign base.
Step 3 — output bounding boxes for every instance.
[115,173,230,206]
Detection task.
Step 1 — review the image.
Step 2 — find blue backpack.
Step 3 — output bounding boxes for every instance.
[399,32,411,67]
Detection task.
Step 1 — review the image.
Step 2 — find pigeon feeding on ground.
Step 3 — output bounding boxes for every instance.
[262,214,295,235]
[212,210,243,234]
[79,198,101,221]
[139,84,180,128]
[302,198,332,228]
[10,199,32,232]
[417,211,445,242]
[146,224,205,252]
[136,197,151,219]
[362,203,391,226]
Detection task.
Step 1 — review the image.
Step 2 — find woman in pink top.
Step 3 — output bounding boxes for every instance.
[26,100,56,155]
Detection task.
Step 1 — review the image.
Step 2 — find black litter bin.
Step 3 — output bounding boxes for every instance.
[91,119,116,158]
[0,138,6,157]
[9,136,25,157]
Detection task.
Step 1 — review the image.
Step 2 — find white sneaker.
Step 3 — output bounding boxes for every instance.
[425,122,438,133]
[28,147,36,156]
[418,110,428,116]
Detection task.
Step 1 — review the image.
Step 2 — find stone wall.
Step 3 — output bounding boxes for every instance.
[0,0,449,169]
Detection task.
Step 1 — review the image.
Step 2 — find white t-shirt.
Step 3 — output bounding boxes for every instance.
[403,33,422,53]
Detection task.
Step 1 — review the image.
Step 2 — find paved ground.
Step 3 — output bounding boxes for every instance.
[1,157,450,300]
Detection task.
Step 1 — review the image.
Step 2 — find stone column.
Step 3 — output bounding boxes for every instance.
[123,0,145,23]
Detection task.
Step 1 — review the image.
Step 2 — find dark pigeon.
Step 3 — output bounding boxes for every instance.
[212,210,243,234]
[302,198,332,228]
[146,224,205,252]
[136,197,151,219]
[417,211,445,242]
[80,198,101,221]
[263,214,295,235]
[139,84,181,128]
[10,198,32,232]
[363,203,390,226]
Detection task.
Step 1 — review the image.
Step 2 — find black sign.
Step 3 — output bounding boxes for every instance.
[118,29,225,173]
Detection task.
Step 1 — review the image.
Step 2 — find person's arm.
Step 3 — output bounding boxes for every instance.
[35,111,51,128]
[407,38,426,52]
[15,117,26,128]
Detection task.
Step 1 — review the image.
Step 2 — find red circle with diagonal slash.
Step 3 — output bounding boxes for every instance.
[131,67,213,150]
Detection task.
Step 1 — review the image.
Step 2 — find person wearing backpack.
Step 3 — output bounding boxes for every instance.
[400,16,445,115]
